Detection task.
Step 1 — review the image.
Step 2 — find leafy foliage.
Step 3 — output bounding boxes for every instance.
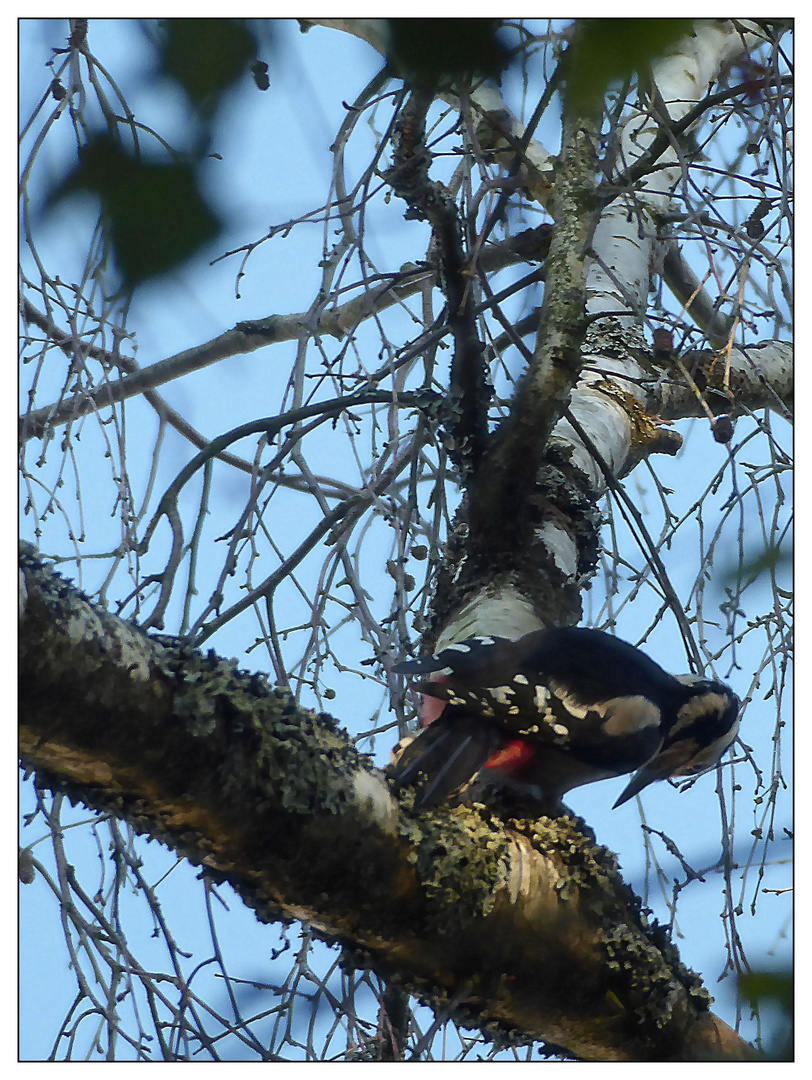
[48,135,223,288]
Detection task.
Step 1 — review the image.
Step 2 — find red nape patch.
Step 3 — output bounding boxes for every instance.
[483,738,535,773]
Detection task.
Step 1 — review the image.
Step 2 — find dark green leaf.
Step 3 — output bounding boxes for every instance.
[739,970,793,1061]
[158,18,257,118]
[48,136,223,289]
[388,19,511,87]
[564,19,695,114]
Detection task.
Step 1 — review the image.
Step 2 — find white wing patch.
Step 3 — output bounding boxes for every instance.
[600,695,661,735]
[549,680,591,719]
[534,685,550,711]
[488,685,516,705]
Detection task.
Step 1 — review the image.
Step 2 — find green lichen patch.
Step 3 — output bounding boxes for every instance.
[398,798,511,933]
[511,812,710,1046]
[158,642,370,821]
[512,812,620,905]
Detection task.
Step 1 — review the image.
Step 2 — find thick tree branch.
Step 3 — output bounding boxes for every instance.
[386,88,491,476]
[467,107,600,552]
[19,544,756,1061]
[650,340,793,422]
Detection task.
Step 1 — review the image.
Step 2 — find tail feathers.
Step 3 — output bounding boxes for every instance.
[388,715,502,809]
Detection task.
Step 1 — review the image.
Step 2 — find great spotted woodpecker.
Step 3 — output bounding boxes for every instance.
[389,627,740,812]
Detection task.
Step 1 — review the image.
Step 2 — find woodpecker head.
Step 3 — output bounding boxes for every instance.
[612,675,740,807]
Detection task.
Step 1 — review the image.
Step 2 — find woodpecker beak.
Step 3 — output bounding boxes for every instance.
[612,740,701,808]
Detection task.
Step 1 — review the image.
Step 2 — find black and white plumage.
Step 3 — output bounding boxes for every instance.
[388,627,740,812]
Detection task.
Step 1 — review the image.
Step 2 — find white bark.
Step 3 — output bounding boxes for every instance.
[558,20,759,490]
[435,588,544,649]
[657,339,793,420]
[21,545,757,1061]
[301,20,781,647]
